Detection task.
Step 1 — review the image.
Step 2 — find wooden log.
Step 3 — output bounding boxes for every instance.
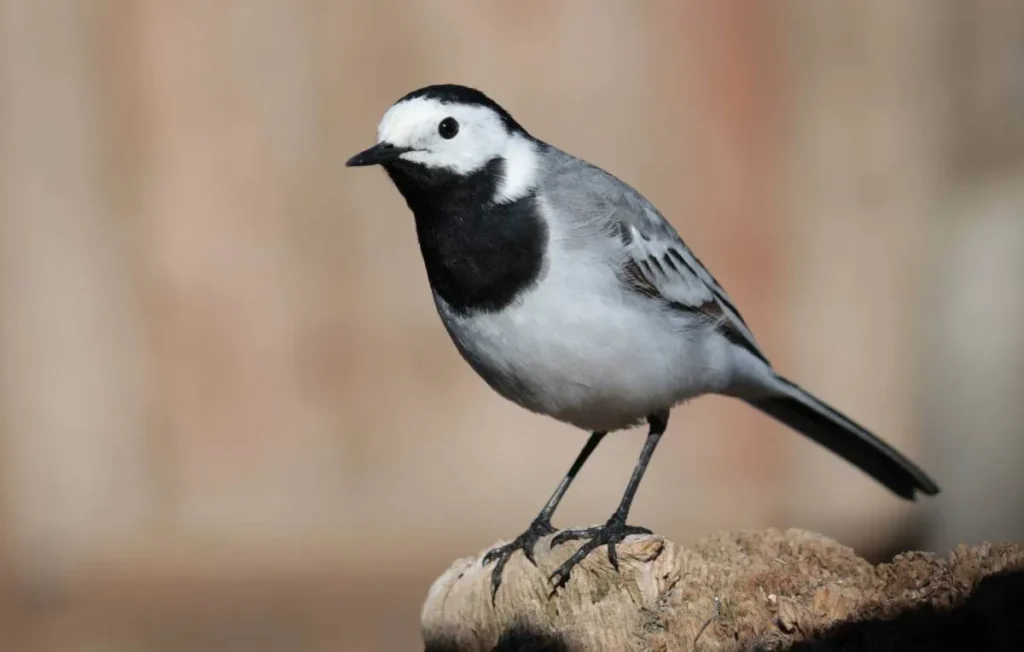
[422,528,1024,651]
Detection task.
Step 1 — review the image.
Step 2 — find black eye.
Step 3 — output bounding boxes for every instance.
[438,117,459,139]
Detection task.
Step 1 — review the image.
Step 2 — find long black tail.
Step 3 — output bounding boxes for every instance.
[747,376,940,500]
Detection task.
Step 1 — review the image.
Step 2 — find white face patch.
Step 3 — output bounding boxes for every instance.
[494,135,540,204]
[376,97,538,203]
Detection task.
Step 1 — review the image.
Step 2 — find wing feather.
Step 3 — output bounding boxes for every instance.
[543,151,769,364]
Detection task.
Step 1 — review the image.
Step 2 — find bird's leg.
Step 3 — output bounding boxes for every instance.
[548,411,668,590]
[483,430,607,601]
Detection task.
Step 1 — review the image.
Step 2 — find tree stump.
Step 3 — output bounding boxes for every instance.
[422,528,1024,651]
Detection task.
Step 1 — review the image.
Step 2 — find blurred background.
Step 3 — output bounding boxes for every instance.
[0,0,1022,649]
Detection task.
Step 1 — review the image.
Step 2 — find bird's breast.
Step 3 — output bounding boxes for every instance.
[434,245,728,432]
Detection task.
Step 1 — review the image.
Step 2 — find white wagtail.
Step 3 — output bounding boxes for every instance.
[346,84,940,598]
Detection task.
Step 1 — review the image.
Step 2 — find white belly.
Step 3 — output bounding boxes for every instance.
[435,246,737,432]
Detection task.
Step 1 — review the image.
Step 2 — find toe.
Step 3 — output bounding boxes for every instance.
[548,537,603,590]
[482,545,506,566]
[523,542,538,566]
[489,555,509,602]
[606,541,619,570]
[551,527,596,547]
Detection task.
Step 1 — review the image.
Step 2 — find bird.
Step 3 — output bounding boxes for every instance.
[345,83,940,600]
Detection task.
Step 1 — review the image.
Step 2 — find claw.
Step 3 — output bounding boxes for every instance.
[548,537,602,591]
[547,517,652,591]
[523,544,538,566]
[482,518,556,602]
[488,551,510,601]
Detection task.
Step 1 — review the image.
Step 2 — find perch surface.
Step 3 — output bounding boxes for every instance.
[422,528,1024,651]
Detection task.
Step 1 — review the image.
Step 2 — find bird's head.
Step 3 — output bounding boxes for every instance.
[346,84,540,204]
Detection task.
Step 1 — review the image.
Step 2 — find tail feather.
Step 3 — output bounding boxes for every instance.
[747,376,940,500]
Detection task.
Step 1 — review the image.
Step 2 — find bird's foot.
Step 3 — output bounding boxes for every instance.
[548,514,651,590]
[482,517,556,601]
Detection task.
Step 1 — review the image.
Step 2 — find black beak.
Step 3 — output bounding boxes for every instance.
[345,142,411,167]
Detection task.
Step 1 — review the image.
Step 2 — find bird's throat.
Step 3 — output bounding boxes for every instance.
[383,158,547,315]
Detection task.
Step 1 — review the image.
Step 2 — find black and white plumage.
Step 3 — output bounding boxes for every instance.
[347,84,939,598]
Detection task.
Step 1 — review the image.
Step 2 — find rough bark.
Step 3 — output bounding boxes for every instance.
[422,528,1024,651]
